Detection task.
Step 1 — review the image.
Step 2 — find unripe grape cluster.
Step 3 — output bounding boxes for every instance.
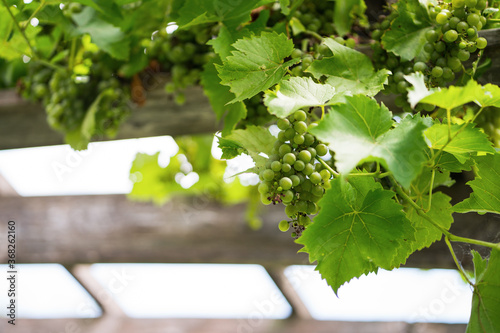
[146,25,216,106]
[21,55,130,137]
[258,110,332,238]
[372,0,490,113]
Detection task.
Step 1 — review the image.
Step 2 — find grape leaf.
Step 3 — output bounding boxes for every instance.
[72,7,130,60]
[0,5,41,60]
[479,84,500,108]
[296,177,415,294]
[405,72,439,108]
[309,95,431,188]
[279,0,291,15]
[307,38,389,96]
[425,121,496,163]
[381,0,432,61]
[334,0,367,36]
[434,152,474,173]
[217,137,243,159]
[176,0,273,28]
[201,57,246,136]
[216,32,300,103]
[406,167,454,251]
[263,77,336,118]
[226,125,275,159]
[466,249,500,333]
[208,11,269,61]
[454,153,500,215]
[420,79,485,110]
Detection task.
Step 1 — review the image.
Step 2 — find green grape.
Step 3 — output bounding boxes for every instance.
[465,0,477,7]
[262,169,275,181]
[282,163,292,173]
[310,172,322,184]
[258,182,269,194]
[298,150,312,163]
[447,56,462,71]
[271,161,282,172]
[316,144,328,156]
[303,163,314,176]
[452,0,465,8]
[467,13,480,27]
[476,37,487,49]
[279,144,292,156]
[290,175,301,187]
[457,21,469,32]
[444,29,458,42]
[426,30,439,43]
[294,134,305,145]
[277,118,290,130]
[283,153,296,165]
[279,220,290,232]
[282,190,294,203]
[280,177,293,190]
[294,160,305,171]
[294,121,308,134]
[436,12,449,25]
[294,110,307,122]
[435,41,446,53]
[457,49,470,61]
[285,204,298,217]
[431,66,444,77]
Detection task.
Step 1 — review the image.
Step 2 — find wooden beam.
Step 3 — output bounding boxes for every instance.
[0,193,497,268]
[0,29,498,150]
[0,318,468,333]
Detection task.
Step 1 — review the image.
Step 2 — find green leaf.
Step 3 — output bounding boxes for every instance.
[405,72,439,108]
[310,96,431,188]
[296,177,415,294]
[216,31,300,103]
[454,153,500,215]
[226,125,276,158]
[0,6,41,60]
[279,0,291,15]
[217,137,244,159]
[176,0,273,28]
[420,79,485,110]
[289,17,306,35]
[406,167,454,251]
[466,249,500,333]
[425,121,496,163]
[208,11,269,61]
[307,38,389,96]
[64,88,114,150]
[263,77,336,118]
[201,57,246,135]
[72,7,130,60]
[381,0,432,61]
[434,151,474,173]
[334,0,367,36]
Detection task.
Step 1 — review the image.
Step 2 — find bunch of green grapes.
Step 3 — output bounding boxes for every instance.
[257,110,332,238]
[147,25,216,105]
[238,93,276,128]
[371,0,490,113]
[21,55,130,138]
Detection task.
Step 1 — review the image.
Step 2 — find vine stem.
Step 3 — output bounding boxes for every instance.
[315,156,339,177]
[303,30,323,42]
[394,183,500,251]
[445,237,473,286]
[1,0,38,57]
[24,0,46,29]
[429,107,485,165]
[425,168,435,212]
